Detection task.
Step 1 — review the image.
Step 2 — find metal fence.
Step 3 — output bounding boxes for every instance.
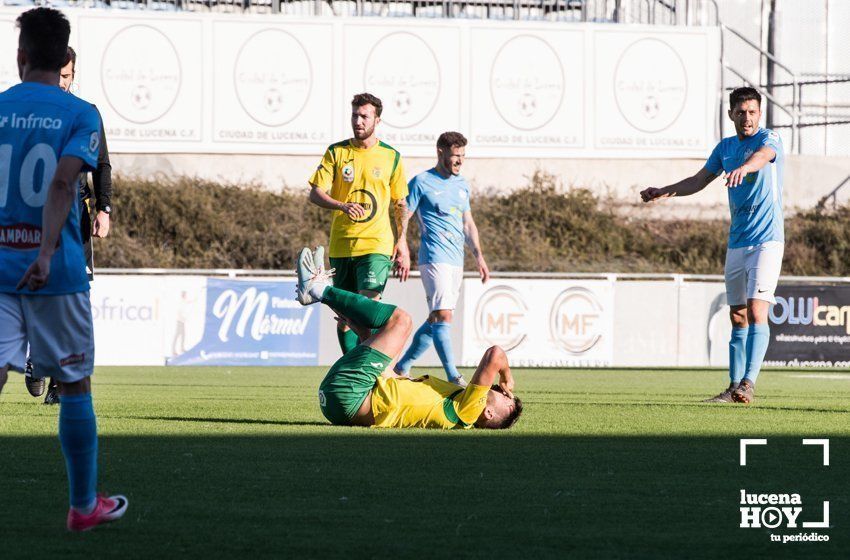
[17,0,718,22]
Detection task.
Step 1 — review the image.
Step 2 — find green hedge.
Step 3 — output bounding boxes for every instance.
[94,173,850,276]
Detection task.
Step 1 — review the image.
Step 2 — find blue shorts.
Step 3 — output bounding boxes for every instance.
[0,292,94,383]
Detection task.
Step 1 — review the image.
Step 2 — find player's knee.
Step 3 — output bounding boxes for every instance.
[746,300,769,324]
[390,308,413,335]
[429,309,453,323]
[729,307,748,328]
[58,377,91,396]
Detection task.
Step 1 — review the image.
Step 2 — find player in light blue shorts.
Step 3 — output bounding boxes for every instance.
[641,87,784,405]
[0,8,127,531]
[393,132,490,385]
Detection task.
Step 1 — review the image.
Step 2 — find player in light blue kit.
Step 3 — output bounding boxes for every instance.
[0,8,127,531]
[641,87,784,404]
[393,132,489,385]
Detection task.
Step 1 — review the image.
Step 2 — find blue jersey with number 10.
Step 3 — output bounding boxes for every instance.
[705,128,784,249]
[0,82,100,295]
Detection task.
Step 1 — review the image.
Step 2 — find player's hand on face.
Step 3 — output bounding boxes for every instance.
[392,242,411,282]
[640,187,665,203]
[92,211,111,238]
[340,202,366,220]
[499,377,515,399]
[16,255,51,292]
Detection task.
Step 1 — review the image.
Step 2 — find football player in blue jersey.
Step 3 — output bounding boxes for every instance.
[641,87,784,404]
[393,132,490,386]
[25,45,114,404]
[0,8,127,531]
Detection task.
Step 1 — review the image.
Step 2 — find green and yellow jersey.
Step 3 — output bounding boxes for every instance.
[370,375,490,429]
[309,139,407,259]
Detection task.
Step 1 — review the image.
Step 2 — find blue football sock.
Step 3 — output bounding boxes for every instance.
[728,327,747,384]
[431,322,461,382]
[743,323,770,385]
[396,321,432,374]
[59,393,98,510]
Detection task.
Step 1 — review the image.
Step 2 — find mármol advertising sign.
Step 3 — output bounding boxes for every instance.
[169,278,318,366]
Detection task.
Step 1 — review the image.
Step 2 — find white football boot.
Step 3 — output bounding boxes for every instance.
[295,247,333,305]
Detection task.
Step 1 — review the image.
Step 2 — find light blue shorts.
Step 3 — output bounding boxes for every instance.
[0,292,94,383]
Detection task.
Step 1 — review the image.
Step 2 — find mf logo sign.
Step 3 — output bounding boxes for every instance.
[549,287,604,354]
[473,286,528,351]
[738,439,830,535]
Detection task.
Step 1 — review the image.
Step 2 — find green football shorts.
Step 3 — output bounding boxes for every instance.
[329,253,392,294]
[318,345,392,425]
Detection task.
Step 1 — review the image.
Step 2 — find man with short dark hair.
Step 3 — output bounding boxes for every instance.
[0,7,127,530]
[295,246,521,430]
[59,46,114,268]
[308,93,411,355]
[393,131,489,386]
[641,87,784,404]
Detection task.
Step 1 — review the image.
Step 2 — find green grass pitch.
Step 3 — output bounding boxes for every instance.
[1,367,848,559]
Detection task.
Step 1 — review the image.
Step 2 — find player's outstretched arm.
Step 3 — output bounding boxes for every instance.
[725,147,776,188]
[17,156,85,291]
[391,198,411,282]
[308,184,365,220]
[640,167,718,203]
[462,210,489,283]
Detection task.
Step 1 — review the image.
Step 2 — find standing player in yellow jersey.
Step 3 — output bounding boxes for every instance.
[308,93,410,355]
[295,246,522,430]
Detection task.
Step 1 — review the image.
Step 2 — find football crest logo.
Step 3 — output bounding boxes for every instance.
[342,164,355,183]
[371,167,382,179]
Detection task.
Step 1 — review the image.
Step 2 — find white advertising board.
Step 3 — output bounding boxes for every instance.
[90,275,206,365]
[76,14,204,151]
[460,280,615,367]
[0,15,17,93]
[468,27,585,156]
[211,21,335,153]
[593,29,714,155]
[0,8,719,159]
[342,25,463,154]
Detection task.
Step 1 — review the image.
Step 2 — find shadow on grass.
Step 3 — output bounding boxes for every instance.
[529,401,850,414]
[117,416,328,427]
[0,435,845,560]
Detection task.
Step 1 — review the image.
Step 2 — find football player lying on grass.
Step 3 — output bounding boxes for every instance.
[296,246,522,430]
